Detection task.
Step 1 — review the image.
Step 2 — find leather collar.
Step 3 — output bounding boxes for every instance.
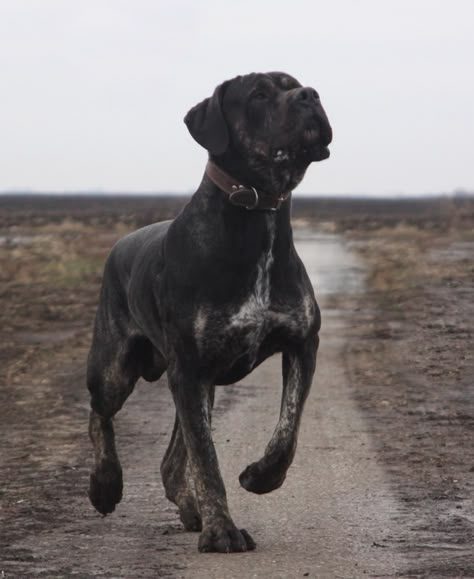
[206,161,291,211]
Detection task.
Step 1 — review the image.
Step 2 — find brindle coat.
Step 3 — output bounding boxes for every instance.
[87,71,332,553]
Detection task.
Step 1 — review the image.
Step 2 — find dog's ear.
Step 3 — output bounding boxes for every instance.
[184,81,230,155]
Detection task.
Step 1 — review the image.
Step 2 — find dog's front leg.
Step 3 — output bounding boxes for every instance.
[239,330,319,494]
[160,386,216,533]
[168,365,256,553]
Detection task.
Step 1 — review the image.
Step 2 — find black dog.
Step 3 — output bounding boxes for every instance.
[87,72,332,553]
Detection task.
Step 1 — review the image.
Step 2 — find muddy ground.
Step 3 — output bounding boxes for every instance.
[0,195,473,578]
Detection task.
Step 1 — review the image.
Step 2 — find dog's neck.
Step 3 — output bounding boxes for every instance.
[188,165,294,259]
[205,160,291,212]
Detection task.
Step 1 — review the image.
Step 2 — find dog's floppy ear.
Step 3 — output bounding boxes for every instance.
[184,81,230,155]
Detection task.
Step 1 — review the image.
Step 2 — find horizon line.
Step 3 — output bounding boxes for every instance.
[1,189,473,200]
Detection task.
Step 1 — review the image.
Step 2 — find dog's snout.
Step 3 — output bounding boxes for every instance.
[287,84,333,149]
[313,100,332,146]
[296,87,320,103]
[321,121,333,146]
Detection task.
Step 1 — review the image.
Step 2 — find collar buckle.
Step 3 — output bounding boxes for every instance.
[206,161,290,212]
[229,185,259,210]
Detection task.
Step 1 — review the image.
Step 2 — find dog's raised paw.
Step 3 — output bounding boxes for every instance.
[239,461,287,495]
[89,458,123,515]
[198,521,256,553]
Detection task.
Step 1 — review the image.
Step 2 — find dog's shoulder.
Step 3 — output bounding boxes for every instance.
[107,221,171,274]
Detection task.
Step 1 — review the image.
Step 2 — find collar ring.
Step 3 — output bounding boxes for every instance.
[244,187,259,210]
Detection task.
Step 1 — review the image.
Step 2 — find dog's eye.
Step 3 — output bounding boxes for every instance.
[252,91,269,102]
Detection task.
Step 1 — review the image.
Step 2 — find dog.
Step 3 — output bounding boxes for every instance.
[87,71,332,553]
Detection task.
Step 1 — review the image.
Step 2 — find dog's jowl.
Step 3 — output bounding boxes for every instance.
[87,72,332,553]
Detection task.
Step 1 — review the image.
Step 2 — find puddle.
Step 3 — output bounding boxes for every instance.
[294,230,366,296]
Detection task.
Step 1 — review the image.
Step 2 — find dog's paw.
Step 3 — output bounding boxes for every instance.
[198,520,256,553]
[239,460,286,495]
[89,458,123,515]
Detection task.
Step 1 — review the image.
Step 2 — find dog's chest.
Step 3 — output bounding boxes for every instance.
[193,223,315,363]
[229,228,275,335]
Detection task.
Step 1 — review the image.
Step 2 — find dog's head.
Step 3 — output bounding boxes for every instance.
[185,72,332,195]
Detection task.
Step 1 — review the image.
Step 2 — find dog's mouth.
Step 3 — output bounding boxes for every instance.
[271,120,331,164]
[305,143,331,162]
[272,137,330,164]
[301,127,331,161]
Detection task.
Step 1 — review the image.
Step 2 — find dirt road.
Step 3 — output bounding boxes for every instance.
[1,197,473,578]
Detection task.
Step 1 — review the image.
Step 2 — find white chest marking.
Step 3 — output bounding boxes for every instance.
[193,307,207,351]
[230,218,276,330]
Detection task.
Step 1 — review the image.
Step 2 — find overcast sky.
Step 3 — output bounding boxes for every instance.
[1,0,473,195]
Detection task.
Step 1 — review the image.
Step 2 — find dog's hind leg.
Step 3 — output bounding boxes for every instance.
[239,330,319,495]
[88,408,125,515]
[87,331,142,515]
[160,386,215,532]
[160,416,201,531]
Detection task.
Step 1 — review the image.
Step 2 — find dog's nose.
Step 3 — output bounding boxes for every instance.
[295,87,320,103]
[291,86,332,145]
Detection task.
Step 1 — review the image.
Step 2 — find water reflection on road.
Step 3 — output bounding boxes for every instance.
[294,230,366,296]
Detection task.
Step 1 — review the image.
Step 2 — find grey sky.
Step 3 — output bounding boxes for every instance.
[1,0,473,195]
